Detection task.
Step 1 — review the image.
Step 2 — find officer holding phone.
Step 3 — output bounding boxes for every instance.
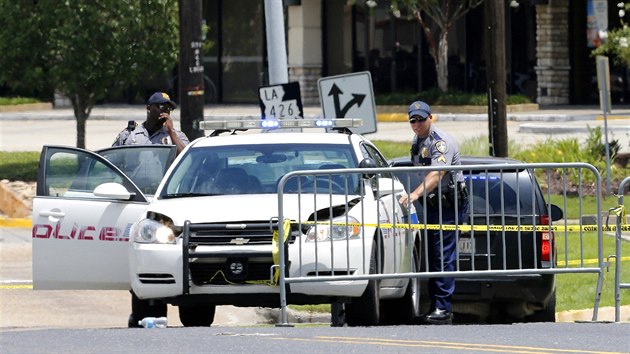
[112,92,189,155]
[112,92,190,328]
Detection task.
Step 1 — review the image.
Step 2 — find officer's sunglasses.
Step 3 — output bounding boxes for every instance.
[157,104,171,113]
[409,117,427,124]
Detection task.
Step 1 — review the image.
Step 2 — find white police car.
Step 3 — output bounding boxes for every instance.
[32,118,420,327]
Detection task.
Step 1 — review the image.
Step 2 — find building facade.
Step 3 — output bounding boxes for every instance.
[194,0,624,107]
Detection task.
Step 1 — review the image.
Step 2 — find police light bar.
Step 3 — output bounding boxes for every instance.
[199,118,363,131]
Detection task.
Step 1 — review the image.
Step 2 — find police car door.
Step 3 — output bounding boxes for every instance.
[361,143,409,287]
[32,145,176,290]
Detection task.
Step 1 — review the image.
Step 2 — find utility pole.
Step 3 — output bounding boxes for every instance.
[178,0,205,140]
[485,0,508,157]
[264,0,289,85]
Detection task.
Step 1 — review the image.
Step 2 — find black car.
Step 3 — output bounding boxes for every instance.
[389,156,563,323]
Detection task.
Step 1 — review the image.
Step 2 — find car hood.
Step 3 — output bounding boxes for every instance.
[147,194,361,225]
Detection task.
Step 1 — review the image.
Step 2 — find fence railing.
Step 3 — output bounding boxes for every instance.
[613,176,630,322]
[275,162,610,325]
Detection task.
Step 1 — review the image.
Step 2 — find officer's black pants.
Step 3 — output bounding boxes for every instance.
[425,199,468,312]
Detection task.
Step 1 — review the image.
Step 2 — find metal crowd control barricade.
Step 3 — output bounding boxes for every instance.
[274,162,606,326]
[613,176,630,322]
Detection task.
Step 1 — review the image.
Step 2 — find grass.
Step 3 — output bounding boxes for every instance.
[0,97,40,105]
[548,194,626,220]
[555,231,630,311]
[375,89,532,106]
[0,151,39,181]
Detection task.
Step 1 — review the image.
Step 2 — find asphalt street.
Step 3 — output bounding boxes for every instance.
[1,104,629,343]
[0,104,629,152]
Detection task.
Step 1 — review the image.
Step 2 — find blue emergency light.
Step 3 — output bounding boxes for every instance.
[199,118,363,131]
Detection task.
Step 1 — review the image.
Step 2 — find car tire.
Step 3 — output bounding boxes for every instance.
[128,291,167,328]
[525,290,556,323]
[381,242,421,325]
[345,245,380,326]
[178,304,216,327]
[330,303,346,327]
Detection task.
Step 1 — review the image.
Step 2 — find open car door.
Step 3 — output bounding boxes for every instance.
[32,145,176,290]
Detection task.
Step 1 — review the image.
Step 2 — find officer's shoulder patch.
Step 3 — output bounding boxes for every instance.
[435,140,448,154]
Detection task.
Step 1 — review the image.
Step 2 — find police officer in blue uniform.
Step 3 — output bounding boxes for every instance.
[113,92,190,327]
[399,101,468,325]
[113,92,189,155]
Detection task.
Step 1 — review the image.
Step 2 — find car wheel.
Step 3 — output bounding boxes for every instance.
[381,243,421,325]
[178,304,216,327]
[345,245,380,326]
[128,291,167,328]
[330,303,346,327]
[525,291,556,323]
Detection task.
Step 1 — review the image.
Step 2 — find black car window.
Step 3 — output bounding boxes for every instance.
[465,169,538,215]
[361,143,393,178]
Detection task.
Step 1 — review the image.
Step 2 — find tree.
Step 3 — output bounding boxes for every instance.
[592,2,630,68]
[391,0,484,92]
[0,0,179,148]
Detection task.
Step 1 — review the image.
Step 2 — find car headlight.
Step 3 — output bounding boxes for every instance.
[306,216,361,242]
[131,218,176,244]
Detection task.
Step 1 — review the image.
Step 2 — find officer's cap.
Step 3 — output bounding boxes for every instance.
[408,100,431,120]
[147,92,177,110]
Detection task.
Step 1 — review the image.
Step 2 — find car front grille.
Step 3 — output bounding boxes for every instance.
[186,221,298,246]
[190,261,275,285]
[182,220,295,290]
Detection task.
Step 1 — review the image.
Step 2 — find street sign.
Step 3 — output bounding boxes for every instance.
[258,82,304,120]
[318,71,376,134]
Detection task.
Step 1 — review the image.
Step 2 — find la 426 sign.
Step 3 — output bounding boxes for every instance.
[258,82,304,120]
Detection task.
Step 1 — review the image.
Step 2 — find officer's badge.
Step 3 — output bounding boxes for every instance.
[435,140,447,154]
[421,146,429,158]
[438,155,447,163]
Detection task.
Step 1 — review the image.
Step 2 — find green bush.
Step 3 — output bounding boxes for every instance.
[375,89,532,106]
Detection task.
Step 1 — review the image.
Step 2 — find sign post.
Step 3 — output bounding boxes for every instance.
[318,71,377,134]
[596,55,612,195]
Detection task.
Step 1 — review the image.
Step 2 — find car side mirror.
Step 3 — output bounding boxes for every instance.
[93,182,134,200]
[359,158,377,179]
[549,204,563,221]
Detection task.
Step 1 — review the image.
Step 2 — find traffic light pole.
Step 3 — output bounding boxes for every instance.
[178,0,205,140]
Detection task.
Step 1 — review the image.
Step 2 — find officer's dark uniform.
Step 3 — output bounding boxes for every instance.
[411,116,468,320]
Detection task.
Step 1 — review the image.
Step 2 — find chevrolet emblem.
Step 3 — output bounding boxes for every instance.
[230,238,250,245]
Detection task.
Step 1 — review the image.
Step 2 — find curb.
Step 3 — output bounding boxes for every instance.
[0,102,52,112]
[0,217,31,228]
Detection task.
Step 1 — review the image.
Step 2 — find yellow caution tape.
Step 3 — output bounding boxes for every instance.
[297,220,630,233]
[272,219,291,285]
[609,204,626,223]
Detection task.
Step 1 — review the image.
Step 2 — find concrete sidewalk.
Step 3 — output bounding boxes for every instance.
[2,103,630,121]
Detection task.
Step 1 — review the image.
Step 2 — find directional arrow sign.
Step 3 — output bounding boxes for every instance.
[318,71,376,134]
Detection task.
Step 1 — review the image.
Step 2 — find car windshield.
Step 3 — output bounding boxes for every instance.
[161,143,359,197]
